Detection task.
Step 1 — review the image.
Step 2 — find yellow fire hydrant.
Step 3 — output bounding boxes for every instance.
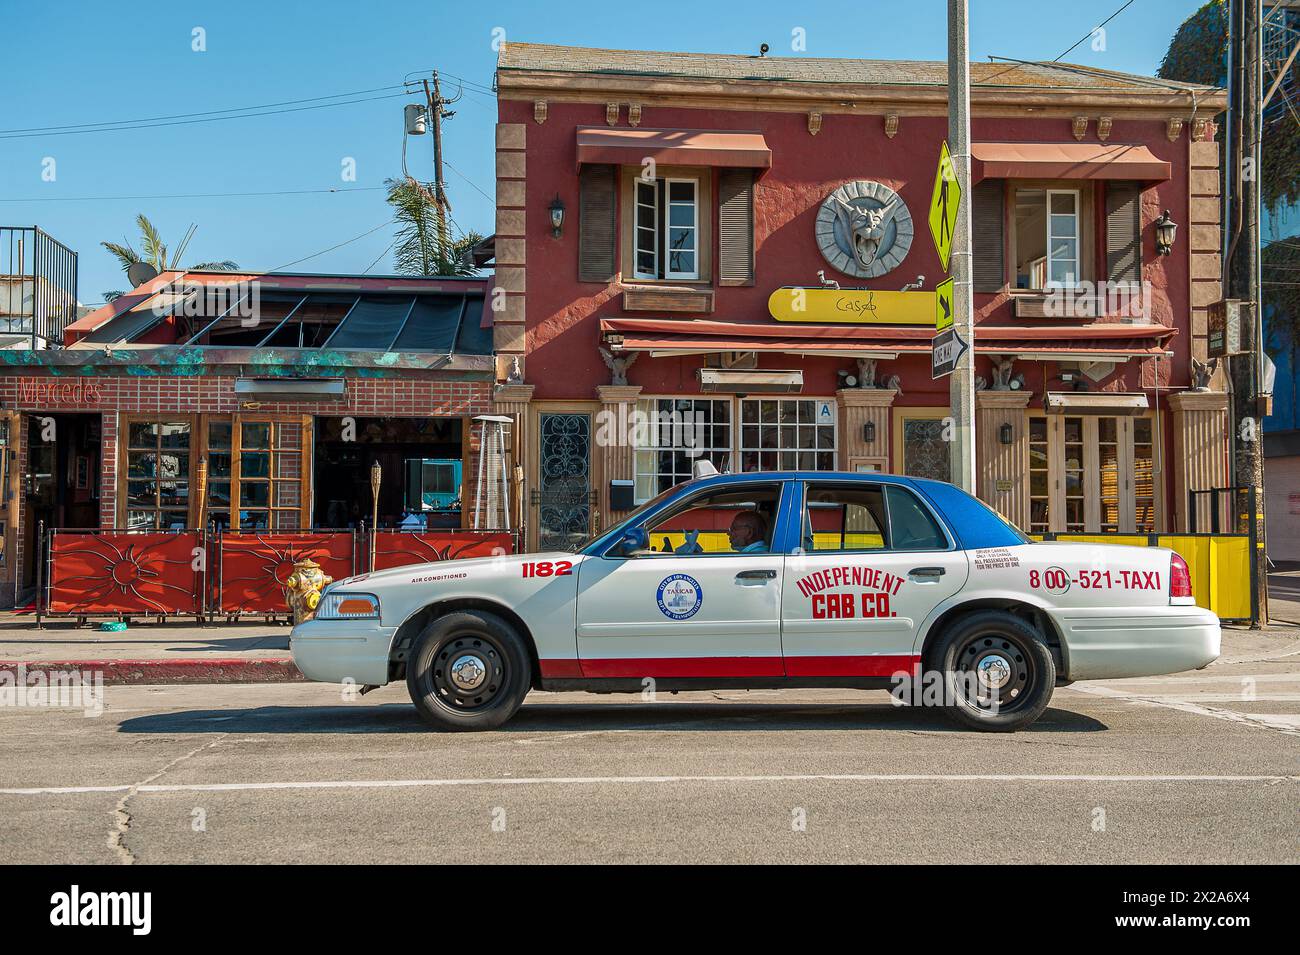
[284,557,333,625]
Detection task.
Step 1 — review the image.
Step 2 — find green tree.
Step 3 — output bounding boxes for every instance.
[101,214,238,301]
[1158,0,1300,214]
[385,177,483,276]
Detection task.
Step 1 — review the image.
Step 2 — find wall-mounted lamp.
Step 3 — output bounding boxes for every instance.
[999,423,1014,446]
[862,421,877,443]
[1154,209,1178,256]
[548,195,565,238]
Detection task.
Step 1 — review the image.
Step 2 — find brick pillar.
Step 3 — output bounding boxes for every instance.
[493,384,534,547]
[596,384,642,531]
[100,411,118,528]
[975,391,1033,529]
[837,388,897,469]
[1169,390,1230,532]
[494,122,527,384]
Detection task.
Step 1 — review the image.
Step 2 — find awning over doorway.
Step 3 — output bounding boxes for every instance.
[600,317,1176,360]
[971,142,1171,182]
[576,127,771,170]
[1044,392,1151,415]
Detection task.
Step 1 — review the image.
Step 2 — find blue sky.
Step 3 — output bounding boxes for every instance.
[1,0,1207,305]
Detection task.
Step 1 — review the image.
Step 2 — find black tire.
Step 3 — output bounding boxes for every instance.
[932,610,1055,732]
[406,610,531,731]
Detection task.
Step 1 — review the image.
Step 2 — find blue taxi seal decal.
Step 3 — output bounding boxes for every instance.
[657,573,703,620]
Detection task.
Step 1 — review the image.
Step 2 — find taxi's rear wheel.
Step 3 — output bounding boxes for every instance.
[406,610,530,731]
[933,610,1055,732]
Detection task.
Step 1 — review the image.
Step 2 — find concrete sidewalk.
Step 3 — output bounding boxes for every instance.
[0,615,303,684]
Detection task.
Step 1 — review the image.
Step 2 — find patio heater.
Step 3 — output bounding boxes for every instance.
[472,415,513,531]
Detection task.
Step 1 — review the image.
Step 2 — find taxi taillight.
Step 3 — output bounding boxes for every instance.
[1170,553,1193,599]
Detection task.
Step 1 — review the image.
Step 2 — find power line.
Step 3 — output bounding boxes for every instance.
[1053,0,1138,62]
[443,160,494,204]
[266,218,396,272]
[0,186,386,204]
[0,84,407,135]
[0,91,411,141]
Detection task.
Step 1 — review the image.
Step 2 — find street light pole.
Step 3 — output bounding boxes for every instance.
[948,0,976,492]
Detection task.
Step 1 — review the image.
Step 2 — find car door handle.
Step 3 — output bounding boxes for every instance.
[735,569,777,581]
[908,566,945,580]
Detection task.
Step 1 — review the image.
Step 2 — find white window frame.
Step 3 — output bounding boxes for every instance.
[664,178,699,280]
[738,398,838,474]
[1045,188,1081,290]
[633,178,659,281]
[630,396,839,503]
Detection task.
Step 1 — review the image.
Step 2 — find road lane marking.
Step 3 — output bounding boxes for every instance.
[1,773,1294,797]
[1072,684,1300,736]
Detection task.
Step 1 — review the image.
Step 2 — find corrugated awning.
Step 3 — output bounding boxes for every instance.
[576,127,771,170]
[971,142,1171,181]
[600,317,1176,360]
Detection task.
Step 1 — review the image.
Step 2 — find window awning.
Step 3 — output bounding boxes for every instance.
[971,142,1171,182]
[576,127,771,170]
[1044,392,1150,415]
[600,317,1176,360]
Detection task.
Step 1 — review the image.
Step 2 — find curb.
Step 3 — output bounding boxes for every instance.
[0,658,305,686]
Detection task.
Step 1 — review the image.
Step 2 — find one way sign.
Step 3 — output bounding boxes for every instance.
[935,276,954,331]
[931,327,968,379]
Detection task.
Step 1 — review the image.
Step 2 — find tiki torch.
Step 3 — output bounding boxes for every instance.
[369,459,382,568]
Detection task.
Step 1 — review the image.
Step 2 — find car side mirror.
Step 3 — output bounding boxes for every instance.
[611,526,648,557]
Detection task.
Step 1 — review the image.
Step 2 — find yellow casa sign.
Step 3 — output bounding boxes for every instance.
[768,287,937,325]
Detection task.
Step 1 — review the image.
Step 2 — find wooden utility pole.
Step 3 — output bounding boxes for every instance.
[1227,0,1269,626]
[423,73,453,254]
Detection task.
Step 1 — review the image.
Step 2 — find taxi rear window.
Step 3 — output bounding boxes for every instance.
[913,480,1028,549]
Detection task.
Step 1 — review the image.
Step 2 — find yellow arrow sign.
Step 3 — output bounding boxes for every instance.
[928,140,961,272]
[935,277,954,330]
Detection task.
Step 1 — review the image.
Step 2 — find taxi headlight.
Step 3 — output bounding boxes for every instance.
[316,592,380,620]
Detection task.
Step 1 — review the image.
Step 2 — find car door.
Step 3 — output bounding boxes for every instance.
[575,481,789,678]
[781,480,968,677]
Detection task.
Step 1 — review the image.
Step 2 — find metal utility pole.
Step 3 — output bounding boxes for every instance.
[948,0,976,492]
[1227,0,1268,626]
[423,73,453,253]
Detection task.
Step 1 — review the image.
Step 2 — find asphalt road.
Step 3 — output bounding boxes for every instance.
[1,632,1297,864]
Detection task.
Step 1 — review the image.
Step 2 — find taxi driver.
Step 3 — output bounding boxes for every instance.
[674,510,769,555]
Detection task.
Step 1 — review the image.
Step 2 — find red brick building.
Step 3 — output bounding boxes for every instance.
[489,43,1231,552]
[0,270,499,605]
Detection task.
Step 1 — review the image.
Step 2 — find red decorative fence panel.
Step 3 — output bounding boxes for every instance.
[47,530,202,615]
[214,531,358,615]
[371,531,515,571]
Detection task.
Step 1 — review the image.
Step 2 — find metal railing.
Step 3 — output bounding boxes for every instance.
[0,226,79,348]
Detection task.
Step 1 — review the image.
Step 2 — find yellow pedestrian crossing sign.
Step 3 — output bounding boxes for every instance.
[928,140,961,272]
[935,276,954,331]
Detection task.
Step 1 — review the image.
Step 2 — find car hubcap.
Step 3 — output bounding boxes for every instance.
[427,636,506,711]
[449,654,488,690]
[955,634,1034,713]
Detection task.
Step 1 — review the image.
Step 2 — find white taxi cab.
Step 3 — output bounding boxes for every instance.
[291,468,1220,732]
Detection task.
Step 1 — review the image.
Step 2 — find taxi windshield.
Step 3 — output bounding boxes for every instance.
[579,484,682,554]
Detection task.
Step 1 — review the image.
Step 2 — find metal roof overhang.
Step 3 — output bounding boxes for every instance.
[971,142,1172,182]
[600,318,1176,359]
[576,127,772,171]
[1044,392,1151,415]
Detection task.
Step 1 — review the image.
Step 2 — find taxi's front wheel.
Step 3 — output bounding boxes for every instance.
[933,610,1056,732]
[407,610,531,731]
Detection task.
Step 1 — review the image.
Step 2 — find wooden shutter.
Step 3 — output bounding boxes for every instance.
[1105,181,1142,285]
[578,164,617,282]
[971,179,1005,292]
[718,169,755,286]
